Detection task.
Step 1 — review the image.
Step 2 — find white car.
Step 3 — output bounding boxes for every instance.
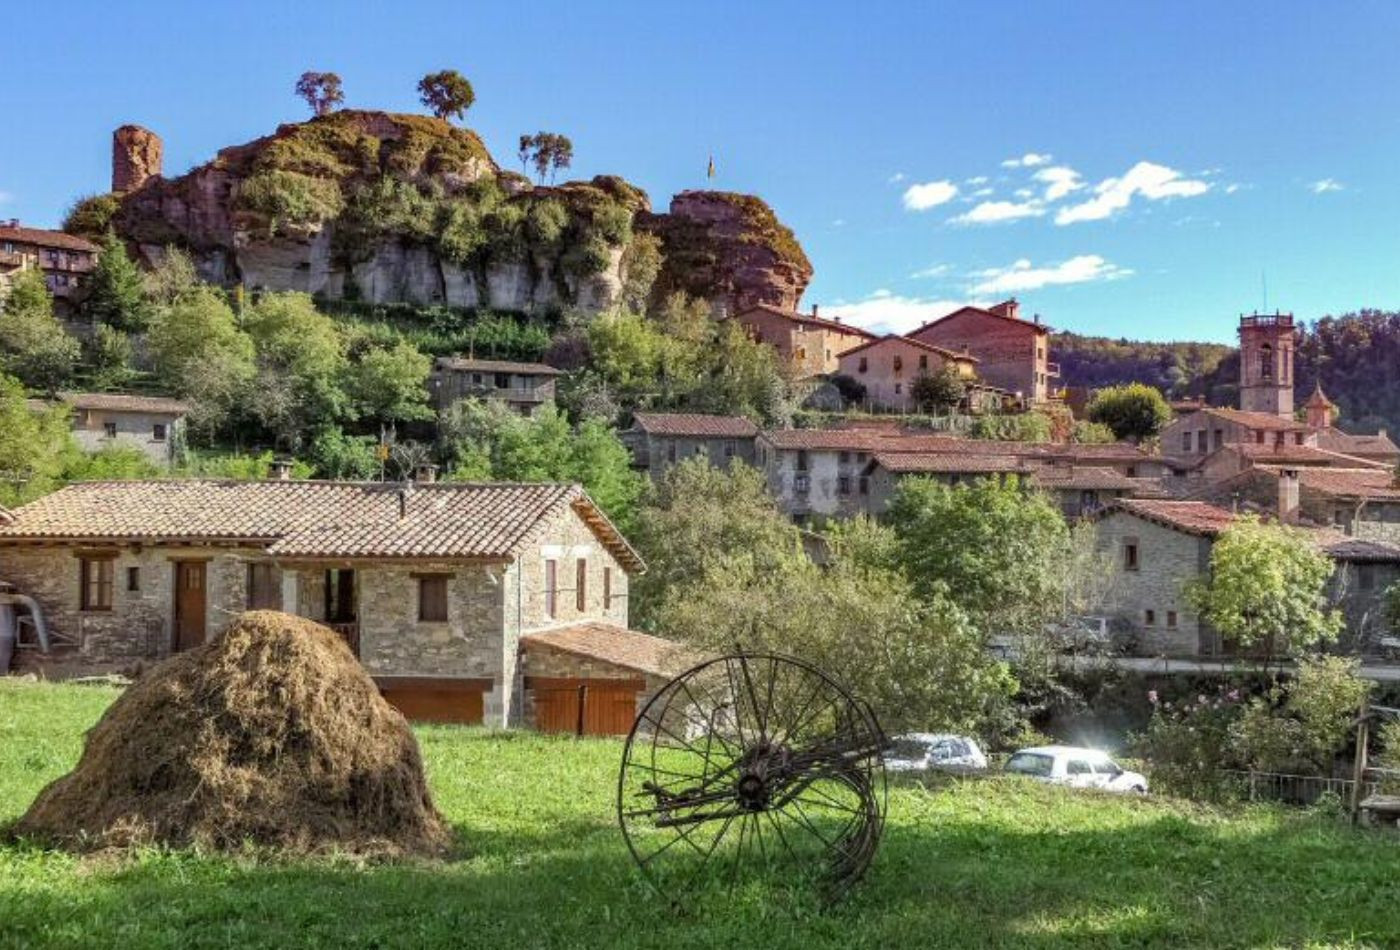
[884,734,988,774]
[1004,745,1148,794]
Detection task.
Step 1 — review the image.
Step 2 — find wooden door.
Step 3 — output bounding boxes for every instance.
[533,686,583,735]
[381,686,484,724]
[173,561,207,652]
[581,685,640,736]
[529,679,642,736]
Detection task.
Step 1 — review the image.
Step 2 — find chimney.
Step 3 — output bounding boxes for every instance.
[398,483,413,519]
[269,458,294,481]
[989,298,1020,321]
[811,304,820,319]
[1278,468,1300,524]
[415,463,439,484]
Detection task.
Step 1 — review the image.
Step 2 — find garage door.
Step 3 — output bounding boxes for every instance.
[527,677,642,736]
[376,677,488,724]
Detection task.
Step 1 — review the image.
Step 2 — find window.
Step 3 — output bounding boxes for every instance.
[1360,565,1377,592]
[417,575,449,623]
[545,560,558,619]
[246,563,282,610]
[892,355,903,373]
[576,559,587,611]
[838,451,851,464]
[795,347,806,361]
[838,475,851,495]
[1295,433,1305,446]
[1256,430,1265,445]
[103,422,117,439]
[1181,432,1192,453]
[1126,465,1137,477]
[1260,344,1273,380]
[1213,428,1223,450]
[856,452,868,463]
[919,354,928,370]
[1067,760,1092,776]
[126,566,141,592]
[494,373,510,388]
[794,473,811,494]
[858,356,868,374]
[80,556,114,611]
[471,373,483,385]
[894,383,902,395]
[1196,430,1208,452]
[1123,539,1139,571]
[1167,610,1178,629]
[667,442,676,463]
[796,450,809,472]
[724,441,736,459]
[1144,609,1156,626]
[603,567,612,610]
[152,423,167,442]
[858,476,869,496]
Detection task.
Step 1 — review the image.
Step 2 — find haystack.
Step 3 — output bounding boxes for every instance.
[11,611,451,856]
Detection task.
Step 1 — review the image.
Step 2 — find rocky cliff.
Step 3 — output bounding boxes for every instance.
[107,111,810,316]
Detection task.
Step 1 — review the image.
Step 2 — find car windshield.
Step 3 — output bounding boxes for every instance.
[1005,752,1055,777]
[888,738,931,759]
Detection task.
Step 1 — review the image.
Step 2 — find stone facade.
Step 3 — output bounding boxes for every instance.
[430,359,559,418]
[1238,313,1296,417]
[632,432,757,478]
[66,405,187,466]
[836,336,978,412]
[758,440,874,520]
[519,642,670,728]
[1093,511,1212,656]
[907,301,1055,404]
[731,304,873,377]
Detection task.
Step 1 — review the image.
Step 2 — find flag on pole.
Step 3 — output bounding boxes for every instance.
[707,155,716,179]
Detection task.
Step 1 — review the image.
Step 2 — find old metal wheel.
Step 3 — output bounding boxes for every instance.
[617,652,888,908]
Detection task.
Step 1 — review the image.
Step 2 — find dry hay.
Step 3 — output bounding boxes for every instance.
[11,610,451,857]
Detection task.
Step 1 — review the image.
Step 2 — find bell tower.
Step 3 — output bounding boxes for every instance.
[1238,312,1295,418]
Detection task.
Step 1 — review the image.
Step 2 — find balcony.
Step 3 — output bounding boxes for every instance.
[1240,312,1294,328]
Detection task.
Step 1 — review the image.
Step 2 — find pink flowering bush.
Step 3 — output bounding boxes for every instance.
[1133,683,1249,801]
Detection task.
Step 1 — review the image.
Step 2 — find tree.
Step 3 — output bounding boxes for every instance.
[86,324,136,390]
[1231,655,1369,774]
[1188,517,1343,666]
[911,366,965,414]
[294,71,344,117]
[143,246,201,307]
[417,70,475,122]
[888,475,1070,638]
[147,286,255,432]
[242,292,350,447]
[61,194,120,241]
[347,340,433,429]
[84,232,150,332]
[1086,382,1172,443]
[306,425,381,480]
[0,372,71,506]
[0,269,79,393]
[519,132,574,184]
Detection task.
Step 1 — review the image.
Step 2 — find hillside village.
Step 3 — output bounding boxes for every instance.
[3,86,1400,753]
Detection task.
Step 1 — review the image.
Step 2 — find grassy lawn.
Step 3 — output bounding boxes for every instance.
[3,680,1400,948]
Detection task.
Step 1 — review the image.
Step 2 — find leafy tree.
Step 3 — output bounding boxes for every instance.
[0,372,71,506]
[519,132,574,184]
[0,269,79,393]
[888,475,1069,637]
[242,292,350,447]
[306,425,381,480]
[294,71,344,116]
[1231,656,1369,774]
[144,246,202,307]
[84,232,150,332]
[968,411,1053,443]
[147,286,255,432]
[417,70,475,122]
[59,444,161,482]
[911,366,965,414]
[619,232,663,313]
[1070,420,1118,444]
[180,450,313,480]
[1086,383,1172,442]
[347,339,433,428]
[1188,518,1343,666]
[86,324,136,389]
[61,193,121,241]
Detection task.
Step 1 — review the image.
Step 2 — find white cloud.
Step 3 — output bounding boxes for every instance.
[1014,187,1034,199]
[971,186,994,197]
[1001,152,1053,169]
[1054,161,1211,225]
[1033,165,1084,202]
[822,293,975,336]
[949,200,1046,225]
[1311,178,1344,194]
[887,172,906,184]
[1224,183,1241,194]
[964,175,989,185]
[831,218,846,227]
[967,254,1132,295]
[909,263,951,280]
[901,179,959,211]
[0,190,12,205]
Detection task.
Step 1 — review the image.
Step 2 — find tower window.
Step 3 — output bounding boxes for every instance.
[1260,343,1273,380]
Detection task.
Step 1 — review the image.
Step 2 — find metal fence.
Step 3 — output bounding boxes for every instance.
[1220,769,1379,808]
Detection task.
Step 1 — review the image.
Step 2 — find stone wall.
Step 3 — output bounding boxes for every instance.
[69,409,184,466]
[763,446,875,519]
[836,338,973,412]
[637,433,756,479]
[521,641,670,729]
[1093,512,1211,655]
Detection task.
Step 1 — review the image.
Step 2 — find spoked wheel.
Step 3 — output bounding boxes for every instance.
[617,652,888,907]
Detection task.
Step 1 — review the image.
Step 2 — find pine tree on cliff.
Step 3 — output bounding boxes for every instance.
[294,72,344,117]
[417,70,475,123]
[85,233,150,333]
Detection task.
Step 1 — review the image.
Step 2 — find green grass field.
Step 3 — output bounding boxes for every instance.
[3,679,1400,949]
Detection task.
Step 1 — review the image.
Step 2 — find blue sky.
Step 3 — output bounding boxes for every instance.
[3,1,1398,342]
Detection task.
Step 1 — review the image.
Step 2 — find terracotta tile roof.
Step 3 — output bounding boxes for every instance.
[1231,443,1384,467]
[1316,427,1400,461]
[0,224,99,254]
[1314,534,1400,562]
[760,429,956,452]
[0,480,644,571]
[1109,499,1239,537]
[910,304,1053,337]
[0,505,11,526]
[733,303,878,338]
[1195,408,1312,431]
[870,452,1029,475]
[521,622,698,677]
[433,356,561,376]
[1297,468,1400,502]
[1029,466,1146,491]
[45,392,192,415]
[632,412,759,438]
[837,333,979,363]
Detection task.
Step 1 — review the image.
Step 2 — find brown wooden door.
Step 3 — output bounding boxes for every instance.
[530,680,641,736]
[533,686,584,735]
[381,686,484,724]
[581,685,640,736]
[173,561,207,652]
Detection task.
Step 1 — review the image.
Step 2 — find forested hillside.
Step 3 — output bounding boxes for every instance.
[1055,309,1400,434]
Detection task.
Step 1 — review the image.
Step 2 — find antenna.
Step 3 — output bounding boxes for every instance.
[1261,270,1268,313]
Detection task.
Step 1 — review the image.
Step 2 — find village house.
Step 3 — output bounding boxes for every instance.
[730,303,876,377]
[0,221,98,317]
[429,357,561,417]
[28,392,190,467]
[906,299,1058,405]
[756,428,953,519]
[624,412,758,478]
[0,477,687,735]
[834,335,981,412]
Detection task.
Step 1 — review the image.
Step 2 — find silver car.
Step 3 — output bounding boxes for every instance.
[1004,745,1148,794]
[884,733,989,774]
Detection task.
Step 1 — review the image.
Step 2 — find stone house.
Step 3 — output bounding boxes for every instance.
[906,299,1057,404]
[756,428,952,519]
[430,357,561,417]
[0,221,98,317]
[731,303,876,378]
[1162,407,1316,461]
[0,478,686,733]
[835,335,980,412]
[625,412,758,478]
[29,392,190,467]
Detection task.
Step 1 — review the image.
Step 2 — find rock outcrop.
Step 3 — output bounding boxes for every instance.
[110,111,811,316]
[112,125,163,194]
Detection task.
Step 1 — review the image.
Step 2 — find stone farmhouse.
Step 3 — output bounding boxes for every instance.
[834,335,986,413]
[28,392,190,467]
[429,357,561,417]
[907,299,1058,405]
[730,303,876,377]
[624,412,759,479]
[0,478,688,735]
[0,221,99,317]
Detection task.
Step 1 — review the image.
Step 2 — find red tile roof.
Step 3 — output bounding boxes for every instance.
[733,303,878,338]
[0,224,99,254]
[836,333,979,363]
[0,480,644,571]
[434,357,561,376]
[1297,468,1400,502]
[632,412,759,438]
[1231,443,1385,467]
[1316,427,1400,461]
[760,429,955,452]
[870,452,1029,475]
[1193,408,1311,431]
[1030,466,1146,491]
[521,622,698,677]
[910,304,1053,337]
[1109,499,1239,537]
[43,392,192,415]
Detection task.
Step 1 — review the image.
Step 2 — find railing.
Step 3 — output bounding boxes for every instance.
[1240,313,1294,328]
[1221,769,1375,807]
[327,622,360,655]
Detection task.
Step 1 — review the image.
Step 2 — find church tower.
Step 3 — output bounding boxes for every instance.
[1238,312,1295,417]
